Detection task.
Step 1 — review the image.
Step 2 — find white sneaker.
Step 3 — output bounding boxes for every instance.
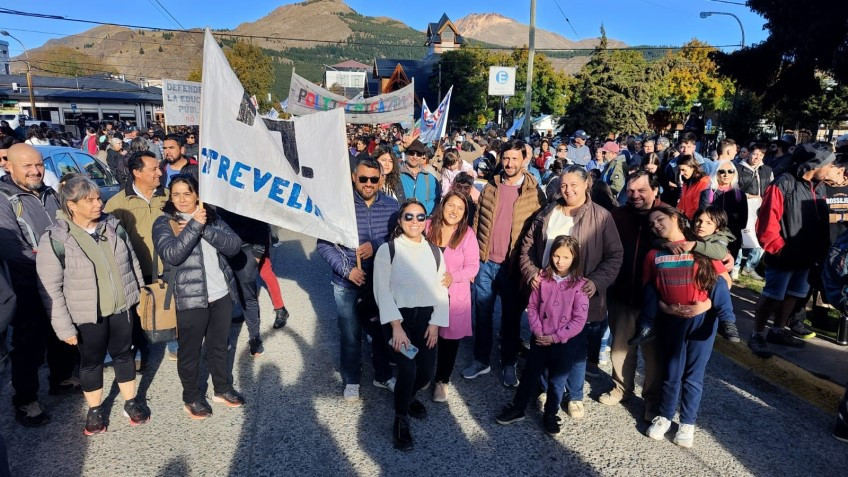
[373,377,396,393]
[567,401,585,420]
[730,269,740,280]
[646,416,672,440]
[536,393,548,412]
[343,384,360,401]
[674,423,695,448]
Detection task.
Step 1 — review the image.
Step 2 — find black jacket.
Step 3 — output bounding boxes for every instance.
[217,208,270,259]
[737,161,773,197]
[152,211,242,311]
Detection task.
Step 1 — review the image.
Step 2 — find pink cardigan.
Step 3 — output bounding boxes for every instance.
[527,275,589,343]
[425,220,480,339]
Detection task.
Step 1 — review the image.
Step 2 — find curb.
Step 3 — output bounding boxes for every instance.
[713,338,843,414]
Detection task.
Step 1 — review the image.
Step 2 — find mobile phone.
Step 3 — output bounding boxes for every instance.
[388,338,418,360]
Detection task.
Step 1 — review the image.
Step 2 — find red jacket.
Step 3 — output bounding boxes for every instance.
[678,176,710,221]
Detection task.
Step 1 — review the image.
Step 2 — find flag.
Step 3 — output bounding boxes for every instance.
[280,99,288,112]
[506,115,525,138]
[265,108,279,120]
[198,29,359,249]
[419,86,452,145]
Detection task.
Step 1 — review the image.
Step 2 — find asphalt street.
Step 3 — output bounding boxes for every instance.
[1,229,845,476]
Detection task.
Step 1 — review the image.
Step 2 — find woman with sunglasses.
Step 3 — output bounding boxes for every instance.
[373,198,449,451]
[698,159,747,259]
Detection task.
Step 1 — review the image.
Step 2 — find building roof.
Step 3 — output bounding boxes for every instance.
[0,74,163,103]
[426,13,464,46]
[332,60,371,71]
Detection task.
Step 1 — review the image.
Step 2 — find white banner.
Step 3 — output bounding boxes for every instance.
[162,79,202,126]
[742,197,763,249]
[419,86,452,145]
[198,29,359,249]
[287,72,414,124]
[488,66,516,96]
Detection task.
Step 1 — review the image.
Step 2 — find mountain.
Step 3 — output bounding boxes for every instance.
[454,13,627,74]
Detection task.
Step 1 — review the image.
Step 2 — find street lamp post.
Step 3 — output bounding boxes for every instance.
[0,30,37,119]
[699,11,745,48]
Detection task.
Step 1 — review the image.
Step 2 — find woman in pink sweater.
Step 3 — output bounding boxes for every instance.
[496,235,589,435]
[424,191,480,402]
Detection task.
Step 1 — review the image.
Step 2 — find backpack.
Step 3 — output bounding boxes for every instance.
[387,240,441,270]
[49,224,129,269]
[0,190,40,248]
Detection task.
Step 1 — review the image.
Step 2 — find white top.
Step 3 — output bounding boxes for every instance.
[373,234,449,327]
[542,208,575,267]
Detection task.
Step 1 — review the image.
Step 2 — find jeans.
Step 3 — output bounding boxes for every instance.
[76,311,135,392]
[176,296,233,404]
[333,284,392,385]
[383,307,437,416]
[733,247,764,274]
[473,260,526,367]
[513,342,571,416]
[563,325,589,401]
[657,310,718,424]
[586,318,608,365]
[229,245,261,339]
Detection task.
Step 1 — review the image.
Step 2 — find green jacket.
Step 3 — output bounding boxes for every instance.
[104,183,169,281]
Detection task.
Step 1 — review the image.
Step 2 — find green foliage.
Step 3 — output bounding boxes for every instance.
[226,42,275,112]
[656,40,735,123]
[139,47,144,55]
[162,32,174,41]
[505,49,574,119]
[83,43,93,49]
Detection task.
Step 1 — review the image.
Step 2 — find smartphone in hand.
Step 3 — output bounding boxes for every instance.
[388,338,418,360]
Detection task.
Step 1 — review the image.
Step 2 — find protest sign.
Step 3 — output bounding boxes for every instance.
[419,86,452,145]
[287,72,414,124]
[162,79,202,126]
[199,29,359,249]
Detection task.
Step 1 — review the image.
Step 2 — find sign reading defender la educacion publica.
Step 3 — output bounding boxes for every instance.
[488,66,516,96]
[162,79,202,126]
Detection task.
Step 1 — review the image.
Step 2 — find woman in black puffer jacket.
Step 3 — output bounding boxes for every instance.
[152,174,243,420]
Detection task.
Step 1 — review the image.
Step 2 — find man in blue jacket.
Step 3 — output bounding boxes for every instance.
[399,139,440,215]
[317,158,398,401]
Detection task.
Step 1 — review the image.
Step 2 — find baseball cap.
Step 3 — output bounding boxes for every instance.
[574,130,588,140]
[600,141,620,154]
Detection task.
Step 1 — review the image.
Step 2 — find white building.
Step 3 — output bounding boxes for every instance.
[0,40,10,75]
[324,60,370,99]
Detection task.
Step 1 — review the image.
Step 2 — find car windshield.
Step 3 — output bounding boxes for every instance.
[74,152,119,187]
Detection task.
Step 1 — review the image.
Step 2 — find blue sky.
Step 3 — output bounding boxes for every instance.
[1,0,767,55]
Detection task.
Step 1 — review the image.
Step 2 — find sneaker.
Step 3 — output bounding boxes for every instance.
[646,416,672,440]
[343,384,360,401]
[212,389,245,408]
[628,326,656,346]
[184,400,212,420]
[644,406,659,423]
[543,413,562,435]
[248,337,264,357]
[730,268,740,280]
[461,361,491,380]
[742,268,763,281]
[536,393,548,412]
[585,362,600,378]
[496,403,525,425]
[15,401,50,428]
[393,415,414,451]
[599,388,631,406]
[502,364,519,387]
[674,423,695,448]
[748,333,774,358]
[273,307,290,329]
[83,406,107,436]
[373,377,397,393]
[567,401,585,420]
[408,399,427,420]
[789,320,817,340]
[433,382,448,403]
[719,321,742,343]
[123,399,151,426]
[167,350,178,361]
[766,328,806,348]
[49,377,81,395]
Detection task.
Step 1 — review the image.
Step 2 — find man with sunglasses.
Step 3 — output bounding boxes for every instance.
[184,132,199,161]
[318,159,398,401]
[399,140,440,215]
[463,139,546,387]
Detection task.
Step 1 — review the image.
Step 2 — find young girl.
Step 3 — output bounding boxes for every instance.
[641,205,735,448]
[496,236,589,435]
[373,199,449,451]
[440,150,463,197]
[630,206,734,345]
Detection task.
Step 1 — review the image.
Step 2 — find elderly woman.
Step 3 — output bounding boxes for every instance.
[153,175,244,420]
[699,159,748,259]
[519,165,623,420]
[36,174,150,436]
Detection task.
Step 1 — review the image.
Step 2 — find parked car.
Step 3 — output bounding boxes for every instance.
[35,146,121,202]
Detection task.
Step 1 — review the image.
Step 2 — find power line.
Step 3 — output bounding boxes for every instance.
[146,0,200,46]
[551,0,581,40]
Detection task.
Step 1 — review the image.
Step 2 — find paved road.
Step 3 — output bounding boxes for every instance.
[1,230,846,476]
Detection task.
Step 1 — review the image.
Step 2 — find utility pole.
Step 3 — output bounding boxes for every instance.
[523,0,536,139]
[1,31,36,118]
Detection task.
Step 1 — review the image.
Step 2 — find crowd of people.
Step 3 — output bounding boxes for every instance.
[0,115,846,456]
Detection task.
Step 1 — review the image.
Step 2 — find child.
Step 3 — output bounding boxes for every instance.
[495,235,589,435]
[630,206,734,345]
[440,151,463,197]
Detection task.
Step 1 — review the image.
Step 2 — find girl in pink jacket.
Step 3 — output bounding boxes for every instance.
[496,235,589,435]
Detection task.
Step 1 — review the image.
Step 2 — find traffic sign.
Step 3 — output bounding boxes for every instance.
[488,66,516,96]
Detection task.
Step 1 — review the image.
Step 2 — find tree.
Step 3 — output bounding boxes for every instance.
[505,49,574,119]
[431,47,496,127]
[185,41,275,111]
[656,40,734,125]
[158,45,164,53]
[139,47,145,55]
[716,0,848,109]
[22,46,117,77]
[560,28,655,137]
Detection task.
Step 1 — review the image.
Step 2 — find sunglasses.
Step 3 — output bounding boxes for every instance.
[407,151,425,157]
[402,213,426,222]
[717,169,736,175]
[357,176,380,184]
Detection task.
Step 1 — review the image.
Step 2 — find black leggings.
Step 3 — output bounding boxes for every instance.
[383,307,437,416]
[77,310,135,392]
[176,296,233,404]
[434,337,460,384]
